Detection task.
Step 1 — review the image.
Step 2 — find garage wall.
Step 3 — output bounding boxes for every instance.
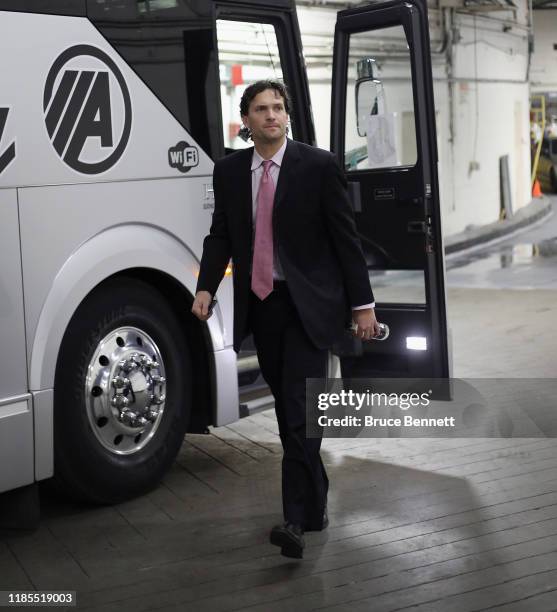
[531,9,557,92]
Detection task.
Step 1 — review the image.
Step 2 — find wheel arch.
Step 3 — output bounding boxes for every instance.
[29,226,223,428]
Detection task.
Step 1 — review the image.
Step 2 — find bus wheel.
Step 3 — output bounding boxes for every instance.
[53,277,191,504]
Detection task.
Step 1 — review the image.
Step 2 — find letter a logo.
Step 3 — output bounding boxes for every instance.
[43,45,132,174]
[0,107,16,174]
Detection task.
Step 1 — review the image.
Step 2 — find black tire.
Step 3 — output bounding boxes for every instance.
[53,277,191,504]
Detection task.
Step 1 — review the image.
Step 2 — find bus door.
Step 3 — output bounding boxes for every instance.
[331,0,450,380]
[211,0,316,397]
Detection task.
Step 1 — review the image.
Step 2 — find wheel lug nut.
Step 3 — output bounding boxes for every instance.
[120,410,137,425]
[112,376,126,389]
[112,396,129,408]
[119,359,135,373]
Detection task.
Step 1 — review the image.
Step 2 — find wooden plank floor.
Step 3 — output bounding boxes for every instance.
[0,288,556,611]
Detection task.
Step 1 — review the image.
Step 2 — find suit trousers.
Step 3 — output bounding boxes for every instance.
[249,281,329,529]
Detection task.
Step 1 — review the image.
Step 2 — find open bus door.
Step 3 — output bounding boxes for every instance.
[331,0,451,381]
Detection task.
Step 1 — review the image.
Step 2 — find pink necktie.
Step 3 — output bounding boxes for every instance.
[251,160,275,300]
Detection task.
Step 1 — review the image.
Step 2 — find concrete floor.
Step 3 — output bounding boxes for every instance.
[1,197,556,611]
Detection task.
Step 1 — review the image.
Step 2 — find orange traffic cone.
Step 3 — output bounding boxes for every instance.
[532,179,543,198]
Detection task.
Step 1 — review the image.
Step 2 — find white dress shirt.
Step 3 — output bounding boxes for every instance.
[250,139,374,310]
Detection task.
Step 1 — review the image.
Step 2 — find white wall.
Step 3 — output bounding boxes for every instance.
[531,9,557,92]
[447,10,531,233]
[297,3,532,237]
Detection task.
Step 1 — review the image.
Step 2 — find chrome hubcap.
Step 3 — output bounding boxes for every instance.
[85,326,167,455]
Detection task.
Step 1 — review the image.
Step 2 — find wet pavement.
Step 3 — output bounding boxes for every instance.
[444,197,557,379]
[446,196,557,290]
[369,195,557,304]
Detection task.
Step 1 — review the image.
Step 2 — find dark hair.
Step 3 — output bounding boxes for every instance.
[239,80,291,117]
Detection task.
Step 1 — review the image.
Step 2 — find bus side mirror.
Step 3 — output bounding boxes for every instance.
[355,57,384,137]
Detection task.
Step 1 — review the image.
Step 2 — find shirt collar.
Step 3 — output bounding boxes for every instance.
[251,138,288,171]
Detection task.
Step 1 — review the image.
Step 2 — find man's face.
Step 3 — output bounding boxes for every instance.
[242,88,289,145]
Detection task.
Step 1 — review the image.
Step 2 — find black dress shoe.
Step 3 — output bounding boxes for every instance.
[270,522,305,558]
[304,507,329,532]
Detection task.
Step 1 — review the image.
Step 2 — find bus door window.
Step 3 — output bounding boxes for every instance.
[345,25,417,171]
[215,20,294,153]
[344,24,425,305]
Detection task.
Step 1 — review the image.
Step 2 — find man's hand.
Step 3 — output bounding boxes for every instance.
[192,291,213,321]
[352,308,381,341]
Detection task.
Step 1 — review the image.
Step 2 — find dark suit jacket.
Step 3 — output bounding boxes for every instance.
[196,139,374,352]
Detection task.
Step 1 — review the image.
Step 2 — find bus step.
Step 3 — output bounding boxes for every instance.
[237,354,259,373]
[239,394,275,418]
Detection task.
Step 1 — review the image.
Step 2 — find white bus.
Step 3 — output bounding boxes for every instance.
[0,0,449,513]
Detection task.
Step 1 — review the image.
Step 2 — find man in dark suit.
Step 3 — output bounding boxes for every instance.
[192,80,378,559]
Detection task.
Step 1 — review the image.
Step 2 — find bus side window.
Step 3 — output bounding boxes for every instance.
[88,0,222,159]
[2,0,85,15]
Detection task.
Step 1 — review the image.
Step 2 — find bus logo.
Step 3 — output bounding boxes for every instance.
[43,45,132,175]
[168,141,199,173]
